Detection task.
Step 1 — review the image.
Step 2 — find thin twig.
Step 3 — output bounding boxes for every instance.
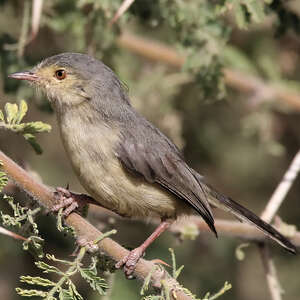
[259,244,283,300]
[109,0,135,26]
[261,150,300,223]
[0,225,27,241]
[258,150,300,300]
[30,0,43,41]
[17,0,31,59]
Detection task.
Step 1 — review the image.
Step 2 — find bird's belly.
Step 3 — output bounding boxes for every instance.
[59,119,188,219]
[78,156,184,218]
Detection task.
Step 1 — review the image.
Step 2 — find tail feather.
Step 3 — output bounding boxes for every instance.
[206,185,297,254]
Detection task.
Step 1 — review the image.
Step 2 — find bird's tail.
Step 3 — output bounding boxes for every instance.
[193,173,297,254]
[208,187,296,254]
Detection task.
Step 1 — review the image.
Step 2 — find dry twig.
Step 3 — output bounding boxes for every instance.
[0,226,27,241]
[258,150,300,300]
[30,0,43,41]
[259,243,283,300]
[17,0,31,58]
[109,0,135,26]
[261,150,300,223]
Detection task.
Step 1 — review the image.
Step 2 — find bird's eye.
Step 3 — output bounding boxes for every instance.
[55,69,66,80]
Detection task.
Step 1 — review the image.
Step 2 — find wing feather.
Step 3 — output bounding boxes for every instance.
[116,130,217,236]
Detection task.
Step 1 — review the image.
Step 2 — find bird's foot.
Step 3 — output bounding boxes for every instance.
[115,247,145,277]
[52,187,92,217]
[70,237,99,256]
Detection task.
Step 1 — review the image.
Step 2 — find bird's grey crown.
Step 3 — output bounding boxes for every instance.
[40,52,115,80]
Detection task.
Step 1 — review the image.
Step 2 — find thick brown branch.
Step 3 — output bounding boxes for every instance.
[116,32,300,111]
[0,150,192,300]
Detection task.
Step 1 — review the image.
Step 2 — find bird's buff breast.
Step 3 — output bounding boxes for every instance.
[58,111,184,219]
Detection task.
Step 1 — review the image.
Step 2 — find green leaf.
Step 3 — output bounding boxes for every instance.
[16,100,28,124]
[56,208,76,237]
[23,236,44,259]
[0,172,8,192]
[20,276,56,287]
[46,253,75,265]
[23,121,51,133]
[169,248,184,279]
[0,195,29,227]
[206,281,232,300]
[16,288,48,297]
[140,265,157,296]
[234,3,248,29]
[178,222,199,241]
[174,265,184,280]
[79,268,108,295]
[0,110,4,121]
[235,243,250,261]
[59,289,74,300]
[246,1,265,23]
[223,46,258,74]
[1,101,51,155]
[23,133,43,155]
[5,102,18,124]
[35,261,62,274]
[68,282,84,300]
[0,162,8,192]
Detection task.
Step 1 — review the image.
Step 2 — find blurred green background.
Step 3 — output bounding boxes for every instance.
[0,0,300,299]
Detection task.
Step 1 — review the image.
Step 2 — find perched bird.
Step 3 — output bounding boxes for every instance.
[9,53,296,275]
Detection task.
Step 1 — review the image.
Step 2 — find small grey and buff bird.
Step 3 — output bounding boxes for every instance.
[9,53,296,275]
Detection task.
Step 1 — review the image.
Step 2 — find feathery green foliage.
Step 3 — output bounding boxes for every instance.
[0,194,44,258]
[141,249,231,300]
[0,100,51,154]
[1,194,40,234]
[0,161,8,192]
[16,230,117,300]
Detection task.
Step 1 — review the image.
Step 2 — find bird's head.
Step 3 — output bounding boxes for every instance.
[9,53,126,112]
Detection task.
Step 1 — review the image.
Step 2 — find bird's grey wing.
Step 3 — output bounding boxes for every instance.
[115,129,217,236]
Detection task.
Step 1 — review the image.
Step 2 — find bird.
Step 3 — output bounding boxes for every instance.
[9,53,296,275]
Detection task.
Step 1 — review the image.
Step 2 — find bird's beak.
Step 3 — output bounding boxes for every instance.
[8,71,39,82]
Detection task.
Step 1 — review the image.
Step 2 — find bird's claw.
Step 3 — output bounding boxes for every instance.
[52,187,85,217]
[115,248,144,278]
[70,238,99,256]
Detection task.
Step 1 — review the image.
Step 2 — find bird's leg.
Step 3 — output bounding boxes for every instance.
[116,220,171,277]
[52,187,98,216]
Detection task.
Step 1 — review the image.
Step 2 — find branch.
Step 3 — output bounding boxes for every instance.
[88,209,300,248]
[259,244,283,300]
[116,32,300,111]
[174,218,300,247]
[0,225,27,241]
[261,150,300,223]
[257,150,300,300]
[0,150,192,300]
[17,0,31,59]
[109,0,135,26]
